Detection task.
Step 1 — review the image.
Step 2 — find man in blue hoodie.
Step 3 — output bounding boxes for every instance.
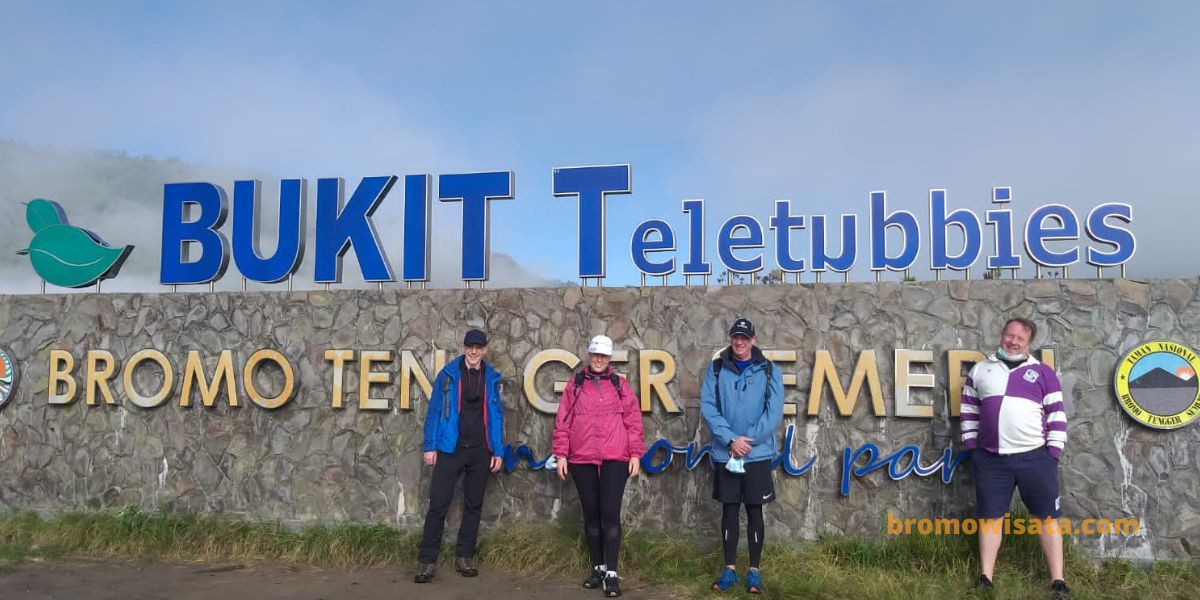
[414,329,505,583]
[700,318,784,595]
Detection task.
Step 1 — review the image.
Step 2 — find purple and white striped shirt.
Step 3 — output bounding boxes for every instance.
[961,354,1067,459]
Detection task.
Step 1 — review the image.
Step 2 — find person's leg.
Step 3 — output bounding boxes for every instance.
[745,504,765,569]
[1014,448,1065,583]
[597,460,630,571]
[418,451,465,564]
[972,450,1015,581]
[570,462,605,568]
[455,446,491,560]
[721,502,741,567]
[1038,520,1065,581]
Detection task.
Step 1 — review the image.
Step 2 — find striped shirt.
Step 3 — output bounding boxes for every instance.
[961,354,1067,459]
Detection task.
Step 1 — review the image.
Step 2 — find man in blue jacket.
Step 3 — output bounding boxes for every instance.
[414,329,505,583]
[700,318,784,595]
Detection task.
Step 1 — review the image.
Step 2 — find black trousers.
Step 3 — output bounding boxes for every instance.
[417,445,491,563]
[569,460,629,571]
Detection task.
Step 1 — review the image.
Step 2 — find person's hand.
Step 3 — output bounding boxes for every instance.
[490,455,503,473]
[628,458,641,478]
[730,436,753,457]
[557,456,569,480]
[423,451,437,466]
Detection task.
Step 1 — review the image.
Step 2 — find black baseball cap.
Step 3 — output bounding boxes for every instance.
[463,329,488,346]
[729,318,755,338]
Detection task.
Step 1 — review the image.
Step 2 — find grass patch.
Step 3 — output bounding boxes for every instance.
[2,507,1199,599]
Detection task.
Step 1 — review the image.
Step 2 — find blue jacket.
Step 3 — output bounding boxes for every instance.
[422,356,505,455]
[700,346,784,464]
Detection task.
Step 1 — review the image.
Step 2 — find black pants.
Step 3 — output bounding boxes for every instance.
[569,461,629,571]
[417,445,491,563]
[722,503,765,568]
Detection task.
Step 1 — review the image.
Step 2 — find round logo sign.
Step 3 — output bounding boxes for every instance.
[0,346,16,410]
[1114,341,1200,429]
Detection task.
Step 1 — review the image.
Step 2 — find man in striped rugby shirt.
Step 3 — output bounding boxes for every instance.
[961,317,1070,599]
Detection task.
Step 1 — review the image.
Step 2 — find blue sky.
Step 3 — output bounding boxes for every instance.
[2,1,1198,289]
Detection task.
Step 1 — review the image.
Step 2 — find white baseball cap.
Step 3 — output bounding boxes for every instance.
[587,335,614,356]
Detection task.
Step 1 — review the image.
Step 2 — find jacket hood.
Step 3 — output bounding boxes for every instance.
[719,345,768,373]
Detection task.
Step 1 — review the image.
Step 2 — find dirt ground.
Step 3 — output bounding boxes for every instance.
[1,558,680,599]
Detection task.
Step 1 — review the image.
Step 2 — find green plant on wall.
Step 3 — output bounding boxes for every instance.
[15,199,134,288]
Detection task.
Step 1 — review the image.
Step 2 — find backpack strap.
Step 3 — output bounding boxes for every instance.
[573,370,626,402]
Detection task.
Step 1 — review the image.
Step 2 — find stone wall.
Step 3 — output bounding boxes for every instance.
[1,278,1198,559]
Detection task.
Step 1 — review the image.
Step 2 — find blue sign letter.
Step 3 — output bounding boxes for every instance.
[1024,204,1080,267]
[232,179,306,283]
[929,189,982,272]
[1085,203,1135,267]
[314,176,397,283]
[553,165,631,279]
[681,199,711,277]
[769,200,806,272]
[869,191,919,272]
[161,182,230,285]
[440,171,515,281]
[717,216,764,274]
[403,174,432,282]
[986,187,1021,269]
[811,214,857,273]
[631,219,676,276]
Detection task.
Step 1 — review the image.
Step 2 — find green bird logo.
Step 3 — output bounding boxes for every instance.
[16,199,134,289]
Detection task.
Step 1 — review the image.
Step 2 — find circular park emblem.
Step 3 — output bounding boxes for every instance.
[0,346,16,410]
[1115,341,1200,429]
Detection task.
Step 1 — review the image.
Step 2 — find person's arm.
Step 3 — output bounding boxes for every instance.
[620,377,646,460]
[745,363,785,445]
[960,366,980,451]
[489,376,505,472]
[422,370,447,465]
[1042,367,1067,459]
[700,362,737,449]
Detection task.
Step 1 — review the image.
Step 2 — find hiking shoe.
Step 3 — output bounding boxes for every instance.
[1050,579,1070,599]
[745,569,764,594]
[976,574,994,592]
[413,562,436,583]
[712,568,738,591]
[454,556,478,577]
[582,565,604,589]
[602,572,621,597]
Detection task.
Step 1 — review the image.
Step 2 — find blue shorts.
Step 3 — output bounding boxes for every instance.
[971,447,1061,519]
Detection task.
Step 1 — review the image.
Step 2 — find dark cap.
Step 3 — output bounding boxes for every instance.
[463,329,488,346]
[728,318,755,338]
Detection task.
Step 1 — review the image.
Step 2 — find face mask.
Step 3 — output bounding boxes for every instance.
[997,346,1026,362]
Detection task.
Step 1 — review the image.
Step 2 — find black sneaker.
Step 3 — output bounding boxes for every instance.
[1050,579,1070,599]
[413,562,436,583]
[582,566,604,589]
[454,556,479,577]
[976,574,994,592]
[602,573,621,597]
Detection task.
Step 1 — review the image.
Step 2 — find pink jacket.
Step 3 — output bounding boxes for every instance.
[551,367,645,464]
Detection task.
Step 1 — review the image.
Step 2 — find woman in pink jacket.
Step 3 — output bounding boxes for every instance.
[552,334,645,598]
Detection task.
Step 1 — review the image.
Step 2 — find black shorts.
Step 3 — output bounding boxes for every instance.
[712,459,775,505]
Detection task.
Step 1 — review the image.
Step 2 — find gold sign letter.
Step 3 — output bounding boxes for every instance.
[85,350,117,406]
[807,350,884,417]
[894,349,934,418]
[244,349,294,409]
[48,349,77,405]
[180,350,238,407]
[123,349,174,408]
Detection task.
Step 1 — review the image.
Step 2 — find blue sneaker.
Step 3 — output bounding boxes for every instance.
[712,568,738,591]
[746,569,763,594]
